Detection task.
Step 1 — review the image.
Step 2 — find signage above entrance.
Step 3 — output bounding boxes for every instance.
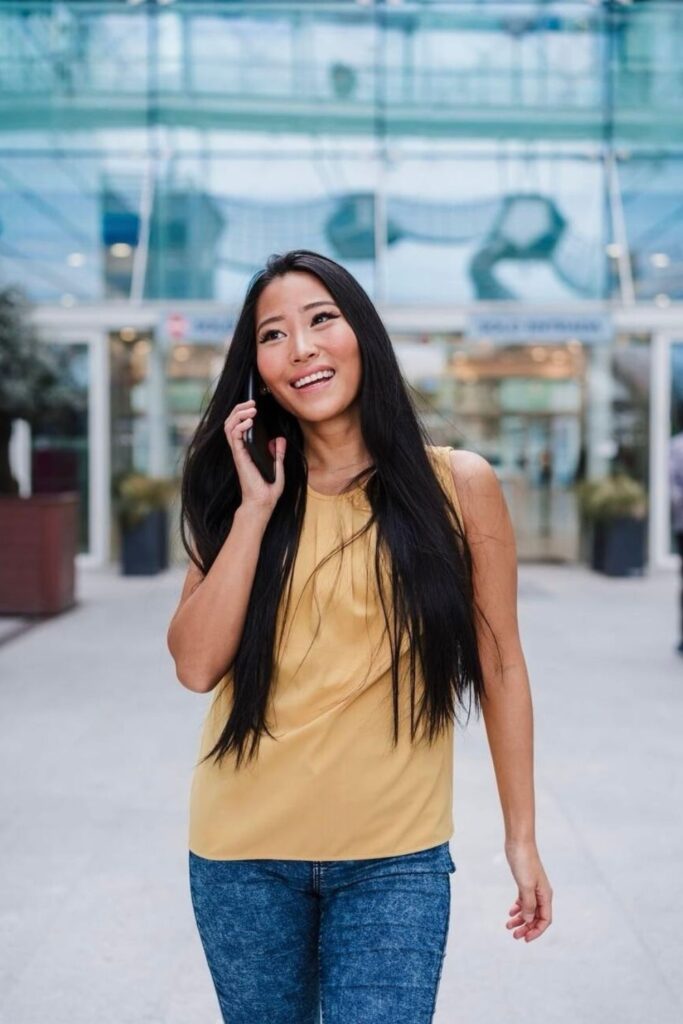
[161,311,235,345]
[465,312,613,344]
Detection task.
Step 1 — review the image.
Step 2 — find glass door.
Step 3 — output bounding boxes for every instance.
[446,342,585,562]
[497,409,582,562]
[25,327,110,565]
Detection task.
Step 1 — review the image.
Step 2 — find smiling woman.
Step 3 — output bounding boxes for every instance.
[254,279,365,447]
[167,248,553,1023]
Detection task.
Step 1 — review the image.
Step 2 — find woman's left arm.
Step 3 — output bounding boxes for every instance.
[449,449,554,944]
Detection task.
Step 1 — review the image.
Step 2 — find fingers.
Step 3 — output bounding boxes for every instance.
[506,888,553,942]
[272,436,286,486]
[225,400,256,428]
[224,400,257,452]
[519,886,537,924]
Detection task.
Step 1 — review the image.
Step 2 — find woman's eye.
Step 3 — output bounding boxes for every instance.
[258,311,337,343]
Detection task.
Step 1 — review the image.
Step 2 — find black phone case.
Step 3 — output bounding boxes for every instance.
[243,367,276,483]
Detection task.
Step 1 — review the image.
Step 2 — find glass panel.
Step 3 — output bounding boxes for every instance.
[110,331,153,478]
[147,159,379,303]
[30,342,90,554]
[1,1,681,309]
[608,334,650,490]
[166,340,225,478]
[383,154,608,305]
[620,156,683,305]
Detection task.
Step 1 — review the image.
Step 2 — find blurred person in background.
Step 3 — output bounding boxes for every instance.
[669,428,683,655]
[167,249,553,1024]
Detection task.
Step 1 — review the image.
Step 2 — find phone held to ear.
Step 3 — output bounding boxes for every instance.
[243,366,276,483]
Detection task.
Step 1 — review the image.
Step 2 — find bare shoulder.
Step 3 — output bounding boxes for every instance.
[447,447,497,485]
[446,448,511,542]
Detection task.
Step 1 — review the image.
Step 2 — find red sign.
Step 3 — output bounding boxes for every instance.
[166,312,189,341]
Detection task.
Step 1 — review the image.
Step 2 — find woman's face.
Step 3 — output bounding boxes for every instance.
[254,271,362,423]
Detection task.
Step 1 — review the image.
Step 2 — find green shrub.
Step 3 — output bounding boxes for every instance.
[576,473,647,521]
[112,472,177,530]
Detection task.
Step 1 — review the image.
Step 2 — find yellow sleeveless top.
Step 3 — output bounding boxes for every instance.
[188,445,461,860]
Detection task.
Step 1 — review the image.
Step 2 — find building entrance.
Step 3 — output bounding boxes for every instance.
[443,340,585,561]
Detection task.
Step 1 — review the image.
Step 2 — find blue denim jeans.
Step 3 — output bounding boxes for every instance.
[189,840,456,1024]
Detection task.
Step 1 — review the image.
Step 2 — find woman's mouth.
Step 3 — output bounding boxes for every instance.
[290,370,336,394]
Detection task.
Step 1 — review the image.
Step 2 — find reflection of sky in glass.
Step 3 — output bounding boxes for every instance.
[621,158,683,302]
[0,137,613,305]
[0,2,681,306]
[383,150,606,303]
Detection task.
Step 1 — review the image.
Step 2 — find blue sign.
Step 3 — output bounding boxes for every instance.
[465,313,613,344]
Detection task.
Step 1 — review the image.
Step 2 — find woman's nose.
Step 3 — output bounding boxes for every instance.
[290,333,317,358]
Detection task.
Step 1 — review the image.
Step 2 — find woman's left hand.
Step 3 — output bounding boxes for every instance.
[504,839,553,942]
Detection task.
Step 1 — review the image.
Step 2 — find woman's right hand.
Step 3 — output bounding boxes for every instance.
[224,399,286,515]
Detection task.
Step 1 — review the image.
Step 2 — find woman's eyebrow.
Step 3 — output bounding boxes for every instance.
[256,300,339,334]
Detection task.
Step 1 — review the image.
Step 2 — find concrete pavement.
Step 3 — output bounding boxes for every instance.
[0,560,681,1024]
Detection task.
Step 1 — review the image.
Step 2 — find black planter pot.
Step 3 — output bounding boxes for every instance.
[120,507,169,576]
[590,516,646,577]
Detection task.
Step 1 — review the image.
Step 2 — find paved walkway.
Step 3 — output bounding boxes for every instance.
[0,561,681,1024]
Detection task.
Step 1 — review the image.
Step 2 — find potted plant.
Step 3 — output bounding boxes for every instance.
[0,285,84,615]
[576,473,648,576]
[113,472,176,576]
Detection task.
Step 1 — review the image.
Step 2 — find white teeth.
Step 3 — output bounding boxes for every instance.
[292,370,334,389]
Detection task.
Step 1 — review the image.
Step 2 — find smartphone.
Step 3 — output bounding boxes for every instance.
[243,366,276,483]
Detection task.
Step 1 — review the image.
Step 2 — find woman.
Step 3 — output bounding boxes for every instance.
[167,249,553,1024]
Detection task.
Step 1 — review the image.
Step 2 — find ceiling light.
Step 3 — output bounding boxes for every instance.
[650,252,670,269]
[605,243,622,259]
[110,242,133,258]
[67,252,84,267]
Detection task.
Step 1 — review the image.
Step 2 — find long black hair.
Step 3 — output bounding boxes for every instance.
[180,249,497,769]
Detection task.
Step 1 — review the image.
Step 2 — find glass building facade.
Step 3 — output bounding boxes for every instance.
[1,1,682,566]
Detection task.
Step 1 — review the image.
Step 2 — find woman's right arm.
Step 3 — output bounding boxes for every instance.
[166,503,271,693]
[167,395,287,693]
